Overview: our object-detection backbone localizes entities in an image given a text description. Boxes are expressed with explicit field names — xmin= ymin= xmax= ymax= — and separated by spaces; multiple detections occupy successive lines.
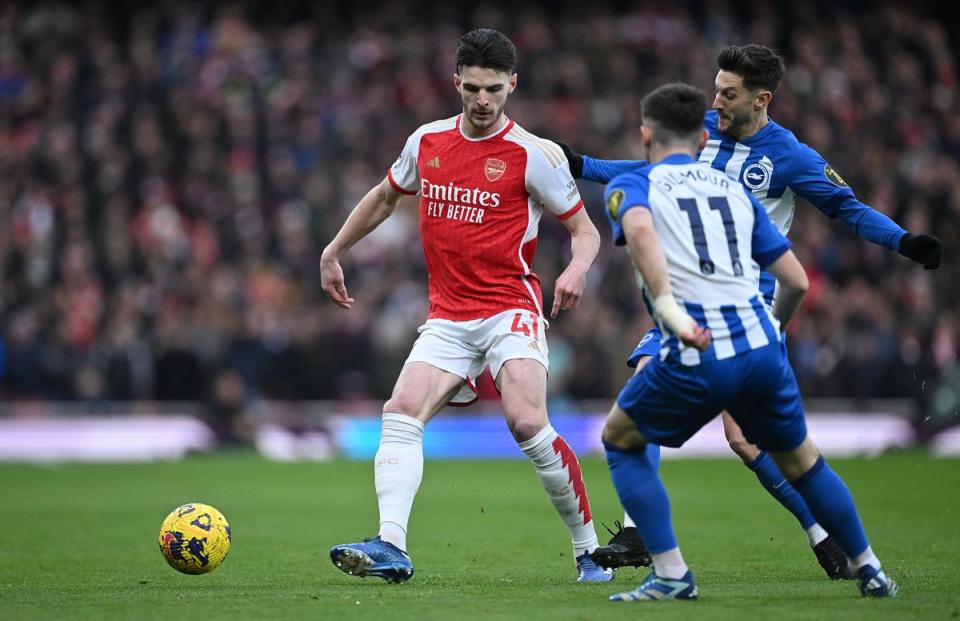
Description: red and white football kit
xmin=356 ymin=118 xmax=603 ymax=571
xmin=387 ymin=114 xmax=584 ymax=403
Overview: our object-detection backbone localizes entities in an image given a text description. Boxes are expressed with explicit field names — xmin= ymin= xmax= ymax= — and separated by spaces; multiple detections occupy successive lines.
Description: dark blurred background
xmin=0 ymin=1 xmax=956 ymax=435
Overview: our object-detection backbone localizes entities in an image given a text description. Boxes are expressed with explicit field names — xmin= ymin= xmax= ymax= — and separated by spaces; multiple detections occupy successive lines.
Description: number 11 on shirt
xmin=678 ymin=196 xmax=744 ymax=277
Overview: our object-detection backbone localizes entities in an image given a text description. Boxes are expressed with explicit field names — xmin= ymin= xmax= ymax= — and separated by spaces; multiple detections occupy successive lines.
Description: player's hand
xmin=551 ymin=264 xmax=588 ymax=318
xmin=320 ymin=254 xmax=354 ymax=309
xmin=556 ymin=142 xmax=584 ymax=179
xmin=679 ymin=324 xmax=711 ymax=351
xmin=898 ymin=233 xmax=943 ymax=269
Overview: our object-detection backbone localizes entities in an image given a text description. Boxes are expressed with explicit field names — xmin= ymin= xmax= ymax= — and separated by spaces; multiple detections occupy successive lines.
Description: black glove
xmin=898 ymin=233 xmax=943 ymax=269
xmin=556 ymin=142 xmax=584 ymax=179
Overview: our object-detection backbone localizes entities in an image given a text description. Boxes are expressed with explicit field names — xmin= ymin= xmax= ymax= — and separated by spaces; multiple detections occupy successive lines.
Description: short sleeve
xmin=748 ymin=189 xmax=792 ymax=267
xmin=387 ymin=132 xmax=421 ymax=195
xmin=525 ymin=145 xmax=584 ymax=221
xmin=604 ymin=173 xmax=650 ymax=246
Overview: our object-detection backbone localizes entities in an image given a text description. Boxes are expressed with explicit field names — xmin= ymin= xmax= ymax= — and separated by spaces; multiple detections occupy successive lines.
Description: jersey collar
xmin=735 ymin=116 xmax=779 ymax=144
xmin=456 ymin=114 xmax=515 ymax=142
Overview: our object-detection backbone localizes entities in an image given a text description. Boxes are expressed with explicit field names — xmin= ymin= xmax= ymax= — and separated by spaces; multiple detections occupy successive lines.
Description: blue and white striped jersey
xmin=698 ymin=110 xmax=850 ymax=301
xmin=604 ymin=153 xmax=792 ymax=366
xmin=583 ymin=110 xmax=906 ymax=303
xmin=697 ymin=110 xmax=853 ymax=234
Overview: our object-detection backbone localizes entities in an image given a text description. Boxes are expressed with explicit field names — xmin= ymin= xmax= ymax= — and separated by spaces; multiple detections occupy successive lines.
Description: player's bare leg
xmin=723 ymin=412 xmax=852 ymax=579
xmin=330 ymin=362 xmax=462 ymax=583
xmin=722 ymin=410 xmax=760 ymax=462
xmin=497 ymin=358 xmax=611 ymax=582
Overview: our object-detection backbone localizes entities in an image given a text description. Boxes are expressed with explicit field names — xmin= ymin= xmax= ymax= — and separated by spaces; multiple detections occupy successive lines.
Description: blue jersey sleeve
xmin=780 ymin=143 xmax=855 ymax=214
xmin=783 ymin=143 xmax=905 ymax=249
xmin=748 ymin=190 xmax=792 ymax=267
xmin=582 ymin=155 xmax=646 ymax=184
xmin=832 ymin=196 xmax=907 ymax=250
xmin=604 ymin=173 xmax=651 ymax=246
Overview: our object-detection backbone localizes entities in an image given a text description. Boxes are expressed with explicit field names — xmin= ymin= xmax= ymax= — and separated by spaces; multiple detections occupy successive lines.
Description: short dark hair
xmin=455 ymin=28 xmax=517 ymax=75
xmin=641 ymin=82 xmax=706 ymax=146
xmin=717 ymin=44 xmax=785 ymax=93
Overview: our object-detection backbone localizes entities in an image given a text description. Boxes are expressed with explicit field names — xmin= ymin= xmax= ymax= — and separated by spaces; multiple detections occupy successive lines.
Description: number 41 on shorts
xmin=511 ymin=312 xmax=540 ymax=340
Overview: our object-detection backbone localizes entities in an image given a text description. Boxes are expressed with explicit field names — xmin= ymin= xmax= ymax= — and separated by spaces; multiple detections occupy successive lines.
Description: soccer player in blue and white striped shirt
xmin=598 ymin=82 xmax=896 ymax=602
xmin=565 ymin=44 xmax=941 ymax=580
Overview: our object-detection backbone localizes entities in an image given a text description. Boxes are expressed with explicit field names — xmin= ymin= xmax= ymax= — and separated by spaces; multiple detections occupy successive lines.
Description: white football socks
xmin=622 ymin=515 xmax=688 ymax=579
xmin=518 ymin=425 xmax=599 ymax=557
xmin=652 ymin=547 xmax=689 ymax=580
xmin=805 ymin=523 xmax=829 ymax=547
xmin=375 ymin=413 xmax=424 ymax=552
xmin=849 ymin=546 xmax=881 ymax=573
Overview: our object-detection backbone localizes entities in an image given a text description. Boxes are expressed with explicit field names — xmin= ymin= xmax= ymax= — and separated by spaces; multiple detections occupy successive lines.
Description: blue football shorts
xmin=617 ymin=341 xmax=807 ymax=452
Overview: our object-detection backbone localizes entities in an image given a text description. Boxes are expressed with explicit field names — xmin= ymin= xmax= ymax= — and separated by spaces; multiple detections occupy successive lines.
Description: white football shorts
xmin=404 ymin=308 xmax=550 ymax=405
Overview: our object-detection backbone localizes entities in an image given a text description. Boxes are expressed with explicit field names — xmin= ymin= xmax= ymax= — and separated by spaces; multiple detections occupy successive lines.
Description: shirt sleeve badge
xmin=607 ymin=189 xmax=625 ymax=220
xmin=824 ymin=164 xmax=848 ymax=187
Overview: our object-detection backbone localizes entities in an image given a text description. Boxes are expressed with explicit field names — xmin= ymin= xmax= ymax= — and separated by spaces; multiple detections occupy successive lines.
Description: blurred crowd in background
xmin=0 ymin=1 xmax=957 ymax=428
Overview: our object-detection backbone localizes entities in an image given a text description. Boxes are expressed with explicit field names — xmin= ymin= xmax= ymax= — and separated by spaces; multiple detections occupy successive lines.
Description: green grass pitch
xmin=1 ymin=452 xmax=957 ymax=620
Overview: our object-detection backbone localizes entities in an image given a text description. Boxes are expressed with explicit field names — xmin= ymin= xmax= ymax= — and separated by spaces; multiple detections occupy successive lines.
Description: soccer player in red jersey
xmin=322 ymin=29 xmax=611 ymax=583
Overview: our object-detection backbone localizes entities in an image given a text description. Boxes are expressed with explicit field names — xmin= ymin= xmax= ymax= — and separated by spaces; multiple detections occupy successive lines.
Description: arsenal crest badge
xmin=484 ymin=158 xmax=506 ymax=182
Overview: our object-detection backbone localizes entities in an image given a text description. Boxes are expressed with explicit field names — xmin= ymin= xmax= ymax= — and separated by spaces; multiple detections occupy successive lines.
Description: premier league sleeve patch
xmin=607 ymin=189 xmax=625 ymax=221
xmin=824 ymin=164 xmax=848 ymax=187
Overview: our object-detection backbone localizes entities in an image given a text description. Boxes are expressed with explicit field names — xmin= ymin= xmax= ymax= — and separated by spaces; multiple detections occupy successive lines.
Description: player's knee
xmin=601 ymin=424 xmax=624 ymax=448
xmin=382 ymin=395 xmax=422 ymax=419
xmin=727 ymin=437 xmax=759 ymax=462
xmin=501 ymin=389 xmax=548 ymax=442
xmin=723 ymin=422 xmax=757 ymax=462
xmin=602 ymin=422 xmax=646 ymax=451
xmin=771 ymin=436 xmax=820 ymax=480
xmin=506 ymin=416 xmax=545 ymax=443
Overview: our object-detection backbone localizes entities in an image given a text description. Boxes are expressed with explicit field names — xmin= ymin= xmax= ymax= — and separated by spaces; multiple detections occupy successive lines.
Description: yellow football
xmin=158 ymin=503 xmax=231 ymax=574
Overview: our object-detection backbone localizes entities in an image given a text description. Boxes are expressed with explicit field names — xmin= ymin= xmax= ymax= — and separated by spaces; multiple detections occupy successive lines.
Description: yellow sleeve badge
xmin=824 ymin=164 xmax=848 ymax=187
xmin=607 ymin=189 xmax=625 ymax=220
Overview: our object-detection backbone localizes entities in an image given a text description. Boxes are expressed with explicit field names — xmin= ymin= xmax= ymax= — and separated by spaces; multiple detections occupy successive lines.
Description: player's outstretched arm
xmin=789 ymin=145 xmax=943 ymax=269
xmin=621 ymin=208 xmax=710 ymax=351
xmin=551 ymin=208 xmax=600 ymax=318
xmin=834 ymin=198 xmax=944 ymax=269
xmin=556 ymin=142 xmax=644 ymax=184
xmin=766 ymin=249 xmax=809 ymax=329
xmin=321 ymin=177 xmax=405 ymax=309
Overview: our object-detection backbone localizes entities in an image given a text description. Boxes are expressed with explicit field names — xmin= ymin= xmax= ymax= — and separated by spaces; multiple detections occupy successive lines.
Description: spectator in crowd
xmin=0 ymin=2 xmax=956 ymax=428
